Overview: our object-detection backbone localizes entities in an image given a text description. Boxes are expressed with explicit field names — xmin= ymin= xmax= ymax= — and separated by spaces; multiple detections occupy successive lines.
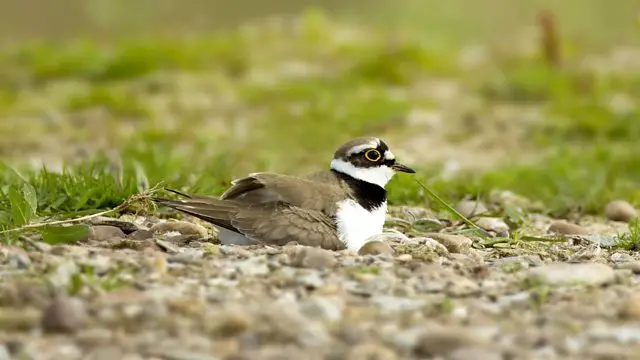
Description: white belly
xmin=216 ymin=226 xmax=259 ymax=246
xmin=335 ymin=199 xmax=387 ymax=251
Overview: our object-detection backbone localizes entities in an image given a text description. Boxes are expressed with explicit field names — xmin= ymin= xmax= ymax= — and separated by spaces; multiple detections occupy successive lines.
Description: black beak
xmin=391 ymin=163 xmax=416 ymax=173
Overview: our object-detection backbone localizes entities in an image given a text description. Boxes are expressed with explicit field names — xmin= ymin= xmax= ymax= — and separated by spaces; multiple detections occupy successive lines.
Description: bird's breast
xmin=334 ymin=199 xmax=387 ymax=251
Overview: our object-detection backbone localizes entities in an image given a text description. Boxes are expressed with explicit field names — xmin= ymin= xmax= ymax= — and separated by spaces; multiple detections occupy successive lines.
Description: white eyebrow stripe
xmin=346 ymin=140 xmax=380 ymax=156
xmin=384 ymin=151 xmax=395 ymax=160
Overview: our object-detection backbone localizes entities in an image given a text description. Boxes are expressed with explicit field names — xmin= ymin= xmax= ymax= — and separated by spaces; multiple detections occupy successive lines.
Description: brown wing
xmin=231 ymin=204 xmax=344 ymax=250
xmin=155 ymin=172 xmax=347 ymax=249
xmin=220 ymin=172 xmax=346 ymax=214
xmin=153 ymin=196 xmax=343 ymax=250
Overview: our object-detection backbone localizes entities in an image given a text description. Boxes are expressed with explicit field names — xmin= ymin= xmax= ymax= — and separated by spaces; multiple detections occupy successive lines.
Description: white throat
xmin=330 ymin=159 xmax=395 ymax=188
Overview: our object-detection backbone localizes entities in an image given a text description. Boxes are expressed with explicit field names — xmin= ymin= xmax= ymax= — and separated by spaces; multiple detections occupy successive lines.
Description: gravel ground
xmin=2 ymin=197 xmax=640 ymax=360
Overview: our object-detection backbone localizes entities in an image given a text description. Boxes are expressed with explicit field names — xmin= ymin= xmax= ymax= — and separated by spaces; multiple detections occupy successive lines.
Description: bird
xmin=153 ymin=137 xmax=415 ymax=252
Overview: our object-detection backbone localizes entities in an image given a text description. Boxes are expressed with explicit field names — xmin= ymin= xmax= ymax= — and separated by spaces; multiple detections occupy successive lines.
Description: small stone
xmin=207 ymin=310 xmax=251 ymax=337
xmin=476 ymin=217 xmax=509 ymax=236
xmin=415 ymin=325 xmax=486 ymax=357
xmin=128 ymin=229 xmax=154 ymax=240
xmin=527 ymin=263 xmax=615 ymax=286
xmin=41 ymin=295 xmax=88 ymax=333
xmin=89 ymin=216 xmax=140 ymax=233
xmin=88 ymin=226 xmax=126 ymax=242
xmin=154 ymin=239 xmax=181 ymax=254
xmin=396 ymin=254 xmax=413 ymax=262
xmin=3 ymin=247 xmax=31 ymax=269
xmin=289 ymin=246 xmax=337 ymax=269
xmin=300 ymin=296 xmax=344 ymax=322
xmin=84 ymin=346 xmax=124 ymax=360
xmin=425 ymin=233 xmax=472 ymax=254
xmin=297 ymin=272 xmax=325 ymax=289
xmin=371 ymin=296 xmax=426 ymax=313
xmin=235 ymin=257 xmax=270 ymax=276
xmin=605 ymin=200 xmax=637 ymax=222
xmin=0 ymin=307 xmax=40 ymax=331
xmin=358 ymin=241 xmax=394 ymax=256
xmin=548 ymin=221 xmax=589 ymax=235
xmin=448 ymin=347 xmax=503 ymax=360
xmin=347 ymin=343 xmax=398 ymax=360
xmin=611 ymin=252 xmax=634 ymax=263
xmin=147 ymin=349 xmax=218 ymax=360
xmin=168 ymin=249 xmax=205 ymax=264
xmin=48 ymin=261 xmax=80 ymax=289
xmin=75 ymin=328 xmax=114 ymax=346
xmin=455 ymin=200 xmax=488 ymax=218
xmin=149 ymin=221 xmax=209 ymax=238
xmin=620 ymin=292 xmax=640 ymax=319
xmin=0 ymin=346 xmax=10 ymax=360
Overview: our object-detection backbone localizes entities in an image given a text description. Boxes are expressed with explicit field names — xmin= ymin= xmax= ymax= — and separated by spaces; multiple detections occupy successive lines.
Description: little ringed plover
xmin=153 ymin=137 xmax=415 ymax=251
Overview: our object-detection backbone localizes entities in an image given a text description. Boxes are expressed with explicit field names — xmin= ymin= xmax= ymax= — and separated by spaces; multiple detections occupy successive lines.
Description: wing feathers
xmin=154 ymin=171 xmax=345 ymax=249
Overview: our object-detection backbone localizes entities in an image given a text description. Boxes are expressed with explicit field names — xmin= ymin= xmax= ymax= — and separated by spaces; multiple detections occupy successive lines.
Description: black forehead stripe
xmin=377 ymin=141 xmax=389 ymax=153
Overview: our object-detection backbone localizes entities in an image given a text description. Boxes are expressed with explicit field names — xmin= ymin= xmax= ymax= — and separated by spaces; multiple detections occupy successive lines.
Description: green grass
xmin=0 ymin=9 xmax=640 ymax=244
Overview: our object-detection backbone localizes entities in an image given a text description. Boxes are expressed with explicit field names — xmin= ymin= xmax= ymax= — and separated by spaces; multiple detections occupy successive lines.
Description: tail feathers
xmin=153 ymin=196 xmax=241 ymax=234
xmin=164 ymin=188 xmax=219 ymax=202
xmin=164 ymin=188 xmax=193 ymax=198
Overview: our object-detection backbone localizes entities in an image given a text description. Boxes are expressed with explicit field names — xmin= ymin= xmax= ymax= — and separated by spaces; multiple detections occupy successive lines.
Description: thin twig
xmin=0 ymin=184 xmax=162 ymax=235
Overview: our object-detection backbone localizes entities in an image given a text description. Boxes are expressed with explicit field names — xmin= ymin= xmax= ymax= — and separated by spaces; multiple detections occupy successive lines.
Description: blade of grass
xmin=414 ymin=178 xmax=489 ymax=238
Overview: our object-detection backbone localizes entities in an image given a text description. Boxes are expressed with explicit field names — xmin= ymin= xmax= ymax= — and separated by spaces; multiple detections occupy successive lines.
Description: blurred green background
xmin=1 ymin=0 xmax=637 ymax=47
xmin=1 ymin=0 xmax=640 ymax=227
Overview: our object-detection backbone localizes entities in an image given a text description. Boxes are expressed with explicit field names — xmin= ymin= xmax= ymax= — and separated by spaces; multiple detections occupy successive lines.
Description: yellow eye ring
xmin=364 ymin=149 xmax=381 ymax=162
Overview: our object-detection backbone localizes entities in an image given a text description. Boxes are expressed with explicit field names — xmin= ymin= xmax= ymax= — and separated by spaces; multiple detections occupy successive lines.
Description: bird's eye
xmin=364 ymin=149 xmax=381 ymax=162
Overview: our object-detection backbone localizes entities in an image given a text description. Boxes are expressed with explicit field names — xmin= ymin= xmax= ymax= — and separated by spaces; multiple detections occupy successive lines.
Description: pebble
xmin=527 ymin=263 xmax=615 ymax=286
xmin=297 ymin=272 xmax=325 ymax=289
xmin=41 ymin=295 xmax=88 ymax=333
xmin=149 ymin=221 xmax=209 ymax=238
xmin=611 ymin=252 xmax=634 ymax=263
xmin=258 ymin=302 xmax=332 ymax=347
xmin=476 ymin=217 xmax=509 ymax=236
xmin=84 ymin=346 xmax=124 ymax=360
xmin=448 ymin=347 xmax=503 ymax=360
xmin=289 ymin=246 xmax=337 ymax=269
xmin=88 ymin=226 xmax=126 ymax=242
xmin=370 ymin=295 xmax=426 ymax=313
xmin=48 ymin=261 xmax=80 ymax=288
xmin=206 ymin=312 xmax=251 ymax=339
xmin=347 ymin=343 xmax=398 ymax=360
xmin=620 ymin=292 xmax=640 ymax=319
xmin=300 ymin=296 xmax=344 ymax=322
xmin=0 ymin=346 xmax=10 ymax=360
xmin=455 ymin=200 xmax=488 ymax=218
xmin=358 ymin=241 xmax=395 ymax=255
xmin=89 ymin=216 xmax=140 ymax=233
xmin=146 ymin=349 xmax=219 ymax=360
xmin=3 ymin=247 xmax=31 ymax=269
xmin=75 ymin=327 xmax=115 ymax=346
xmin=415 ymin=325 xmax=487 ymax=357
xmin=548 ymin=221 xmax=589 ymax=235
xmin=154 ymin=239 xmax=181 ymax=253
xmin=168 ymin=249 xmax=205 ymax=264
xmin=128 ymin=229 xmax=154 ymax=240
xmin=0 ymin=307 xmax=40 ymax=331
xmin=411 ymin=237 xmax=450 ymax=255
xmin=235 ymin=256 xmax=270 ymax=276
xmin=396 ymin=254 xmax=413 ymax=262
xmin=426 ymin=233 xmax=472 ymax=253
xmin=605 ymin=200 xmax=637 ymax=222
